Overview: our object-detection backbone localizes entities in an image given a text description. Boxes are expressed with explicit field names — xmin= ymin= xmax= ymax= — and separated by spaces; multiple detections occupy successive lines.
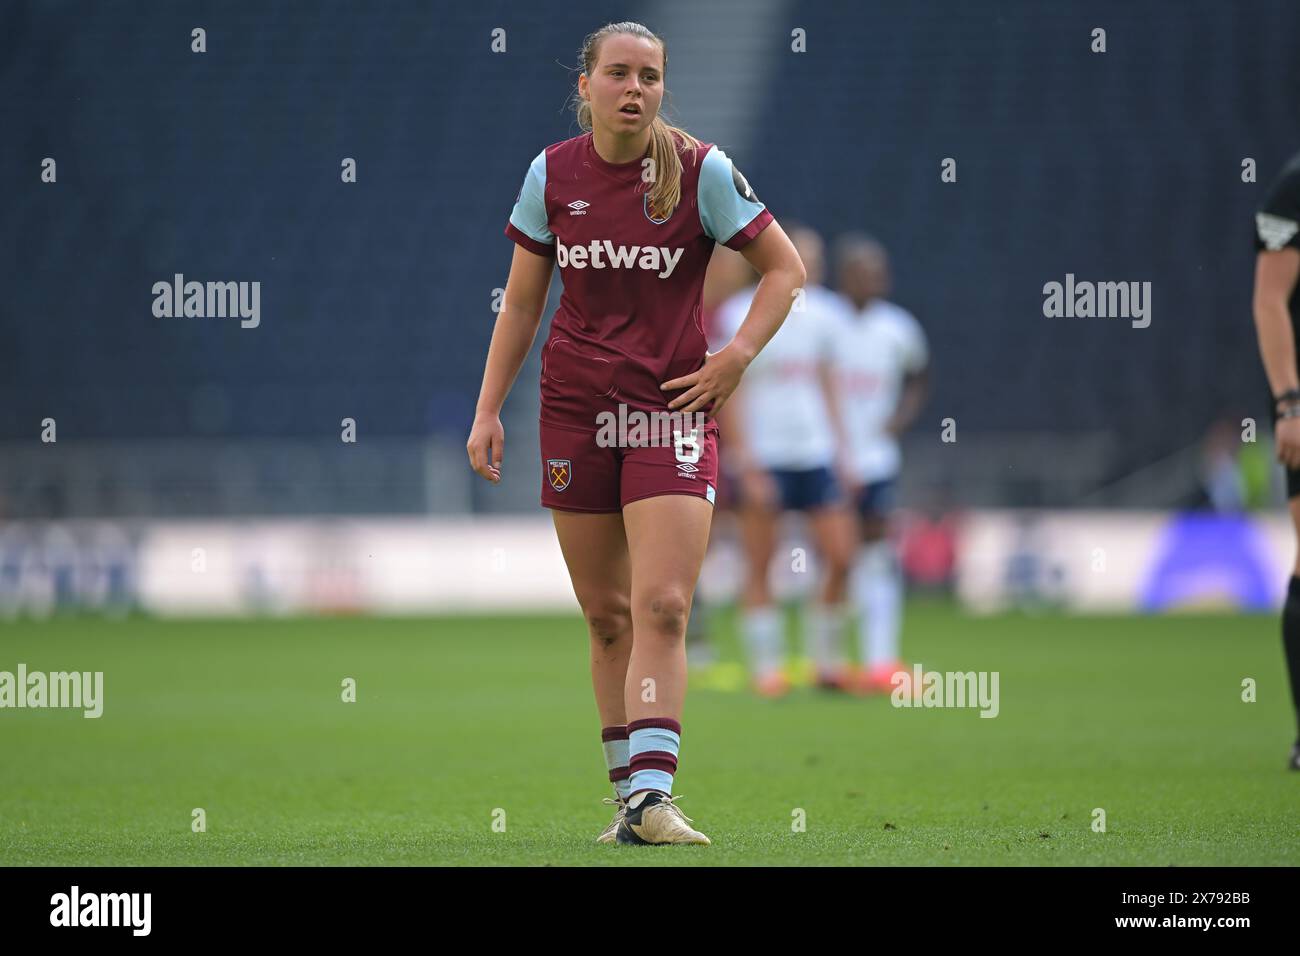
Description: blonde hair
xmin=574 ymin=21 xmax=702 ymax=221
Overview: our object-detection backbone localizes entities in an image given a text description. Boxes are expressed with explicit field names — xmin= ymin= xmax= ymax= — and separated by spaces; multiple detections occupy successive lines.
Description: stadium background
xmin=0 ymin=1 xmax=1297 ymax=867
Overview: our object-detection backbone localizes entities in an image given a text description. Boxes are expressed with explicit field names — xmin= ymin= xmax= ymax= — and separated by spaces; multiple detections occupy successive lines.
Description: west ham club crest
xmin=547 ymin=458 xmax=572 ymax=492
xmin=644 ymin=192 xmax=671 ymax=225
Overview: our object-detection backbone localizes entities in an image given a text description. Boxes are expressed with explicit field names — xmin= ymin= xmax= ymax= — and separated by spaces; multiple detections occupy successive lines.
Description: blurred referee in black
xmin=1253 ymin=148 xmax=1300 ymax=770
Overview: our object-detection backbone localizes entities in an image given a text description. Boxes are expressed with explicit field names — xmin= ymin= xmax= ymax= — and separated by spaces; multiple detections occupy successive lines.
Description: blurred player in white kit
xmin=832 ymin=233 xmax=930 ymax=692
xmin=711 ymin=226 xmax=858 ymax=696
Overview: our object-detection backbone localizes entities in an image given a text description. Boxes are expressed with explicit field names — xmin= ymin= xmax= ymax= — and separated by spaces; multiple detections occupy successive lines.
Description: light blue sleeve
xmin=507 ymin=149 xmax=553 ymax=246
xmin=698 ymin=147 xmax=767 ymax=245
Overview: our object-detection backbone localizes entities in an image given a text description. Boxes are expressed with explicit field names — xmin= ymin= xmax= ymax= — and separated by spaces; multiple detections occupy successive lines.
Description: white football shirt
xmin=834 ymin=299 xmax=928 ymax=483
xmin=712 ymin=284 xmax=850 ymax=470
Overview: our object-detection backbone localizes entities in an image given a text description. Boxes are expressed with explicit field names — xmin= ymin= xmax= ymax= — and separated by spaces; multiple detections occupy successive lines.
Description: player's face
xmin=583 ymin=35 xmax=664 ymax=137
xmin=863 ymin=254 xmax=890 ymax=298
xmin=841 ymin=252 xmax=891 ymax=302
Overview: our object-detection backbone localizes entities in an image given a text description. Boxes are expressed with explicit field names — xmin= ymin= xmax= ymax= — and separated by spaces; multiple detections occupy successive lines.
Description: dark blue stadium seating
xmin=2 ymin=0 xmax=1298 ymax=499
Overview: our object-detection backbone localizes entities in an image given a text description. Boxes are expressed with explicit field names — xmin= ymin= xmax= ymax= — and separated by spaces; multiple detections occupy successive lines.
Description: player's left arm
xmin=885 ymin=316 xmax=930 ymax=437
xmin=1253 ymin=161 xmax=1300 ymax=468
xmin=664 ymin=222 xmax=805 ymax=415
xmin=818 ymin=358 xmax=850 ymax=454
xmin=887 ymin=368 xmax=930 ymax=437
xmin=813 ymin=306 xmax=856 ymax=486
xmin=663 ymin=148 xmax=805 ymax=416
xmin=1254 ymin=248 xmax=1300 ymax=398
xmin=1255 ymin=248 xmax=1300 ymax=468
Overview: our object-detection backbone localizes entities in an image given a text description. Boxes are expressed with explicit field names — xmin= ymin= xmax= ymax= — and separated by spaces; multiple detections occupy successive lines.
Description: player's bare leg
xmin=551 ymin=509 xmax=636 ymax=838
xmin=623 ymin=493 xmax=712 ymax=724
xmin=616 ymin=492 xmax=713 ymax=844
xmin=552 ymin=510 xmax=633 ymax=725
xmin=805 ymin=503 xmax=856 ymax=688
xmin=737 ymin=483 xmax=787 ymax=695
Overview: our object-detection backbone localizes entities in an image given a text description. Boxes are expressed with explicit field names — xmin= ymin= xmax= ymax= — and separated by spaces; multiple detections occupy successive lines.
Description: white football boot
xmin=596 ymin=794 xmax=627 ymax=844
xmin=616 ymin=792 xmax=711 ymax=846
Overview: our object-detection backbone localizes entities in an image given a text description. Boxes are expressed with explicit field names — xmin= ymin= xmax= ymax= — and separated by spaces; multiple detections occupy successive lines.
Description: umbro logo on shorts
xmin=547 ymin=458 xmax=572 ymax=492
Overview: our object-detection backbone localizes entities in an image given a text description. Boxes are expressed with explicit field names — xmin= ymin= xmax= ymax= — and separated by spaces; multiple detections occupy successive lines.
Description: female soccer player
xmin=466 ymin=22 xmax=806 ymax=843
xmin=1253 ymin=147 xmax=1300 ymax=771
xmin=711 ymin=226 xmax=858 ymax=698
xmin=832 ymin=235 xmax=930 ymax=693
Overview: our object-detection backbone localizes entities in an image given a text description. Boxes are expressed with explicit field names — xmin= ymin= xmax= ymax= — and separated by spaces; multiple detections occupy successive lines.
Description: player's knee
xmin=824 ymin=565 xmax=850 ymax=600
xmin=583 ymin=599 xmax=632 ymax=648
xmin=639 ymin=589 xmax=691 ymax=640
xmin=824 ymin=543 xmax=853 ymax=581
xmin=744 ymin=570 xmax=772 ymax=601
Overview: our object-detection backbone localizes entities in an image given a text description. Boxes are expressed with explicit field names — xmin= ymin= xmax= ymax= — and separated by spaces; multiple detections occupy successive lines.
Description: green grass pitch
xmin=1 ymin=600 xmax=1295 ymax=866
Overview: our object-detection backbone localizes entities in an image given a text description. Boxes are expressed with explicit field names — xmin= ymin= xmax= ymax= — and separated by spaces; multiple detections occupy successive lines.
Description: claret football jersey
xmin=504 ymin=131 xmax=772 ymax=433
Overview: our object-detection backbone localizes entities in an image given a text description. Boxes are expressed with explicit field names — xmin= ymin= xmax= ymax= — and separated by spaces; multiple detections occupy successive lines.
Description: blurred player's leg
xmin=736 ymin=471 xmax=788 ymax=696
xmin=618 ymin=493 xmax=713 ymax=844
xmin=804 ymin=500 xmax=855 ymax=689
xmin=685 ymin=595 xmax=715 ymax=667
xmin=856 ymin=540 xmax=902 ymax=671
xmin=686 ymin=473 xmax=742 ymax=682
xmin=851 ymin=482 xmax=907 ymax=693
xmin=550 ymin=510 xmax=636 ymax=837
xmin=1285 ymin=498 xmax=1300 ymax=769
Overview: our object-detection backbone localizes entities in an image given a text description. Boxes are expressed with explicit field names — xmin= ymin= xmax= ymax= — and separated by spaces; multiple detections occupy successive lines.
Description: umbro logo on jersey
xmin=556 ymin=239 xmax=684 ymax=278
xmin=567 ymin=200 xmax=590 ymax=216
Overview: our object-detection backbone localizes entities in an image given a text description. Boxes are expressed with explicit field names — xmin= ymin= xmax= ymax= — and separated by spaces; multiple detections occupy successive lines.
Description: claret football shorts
xmin=539 ymin=419 xmax=720 ymax=513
